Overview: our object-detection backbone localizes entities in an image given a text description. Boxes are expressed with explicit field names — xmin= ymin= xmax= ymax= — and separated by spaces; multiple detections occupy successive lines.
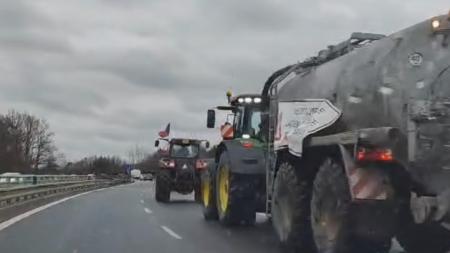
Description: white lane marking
xmin=0 ymin=188 xmax=106 ymax=232
xmin=140 ymin=199 xmax=144 ymax=204
xmin=144 ymin=208 xmax=152 ymax=214
xmin=161 ymin=225 xmax=182 ymax=240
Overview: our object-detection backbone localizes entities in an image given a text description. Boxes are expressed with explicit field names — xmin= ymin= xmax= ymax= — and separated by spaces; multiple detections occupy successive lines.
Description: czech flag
xmin=158 ymin=123 xmax=170 ymax=138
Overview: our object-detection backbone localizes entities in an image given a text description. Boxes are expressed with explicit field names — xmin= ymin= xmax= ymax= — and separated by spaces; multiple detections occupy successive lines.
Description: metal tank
xmin=259 ymin=14 xmax=450 ymax=253
xmin=264 ymin=13 xmax=450 ymax=196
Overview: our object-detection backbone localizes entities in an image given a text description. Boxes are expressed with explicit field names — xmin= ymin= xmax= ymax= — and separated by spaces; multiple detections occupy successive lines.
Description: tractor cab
xmin=207 ymin=92 xmax=264 ymax=142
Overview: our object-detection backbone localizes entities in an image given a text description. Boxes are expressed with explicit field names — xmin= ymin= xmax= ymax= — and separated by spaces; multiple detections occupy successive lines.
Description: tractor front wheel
xmin=201 ymin=170 xmax=218 ymax=220
xmin=216 ymin=151 xmax=256 ymax=225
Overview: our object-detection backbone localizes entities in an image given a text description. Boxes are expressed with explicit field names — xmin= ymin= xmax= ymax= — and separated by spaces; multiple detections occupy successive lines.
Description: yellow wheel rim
xmin=202 ymin=178 xmax=211 ymax=207
xmin=218 ymin=166 xmax=230 ymax=213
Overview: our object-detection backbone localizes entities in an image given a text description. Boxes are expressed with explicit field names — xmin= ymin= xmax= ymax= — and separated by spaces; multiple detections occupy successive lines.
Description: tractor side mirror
xmin=207 ymin=109 xmax=215 ymax=128
xmin=205 ymin=141 xmax=210 ymax=149
xmin=154 ymin=140 xmax=159 ymax=147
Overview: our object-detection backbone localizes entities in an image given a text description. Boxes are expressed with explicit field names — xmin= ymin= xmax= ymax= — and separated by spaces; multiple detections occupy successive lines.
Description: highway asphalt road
xmin=0 ymin=181 xmax=281 ymax=253
xmin=0 ymin=181 xmax=406 ymax=253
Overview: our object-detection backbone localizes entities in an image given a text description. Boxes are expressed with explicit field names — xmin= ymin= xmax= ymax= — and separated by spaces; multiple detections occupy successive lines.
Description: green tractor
xmin=201 ymin=91 xmax=266 ymax=225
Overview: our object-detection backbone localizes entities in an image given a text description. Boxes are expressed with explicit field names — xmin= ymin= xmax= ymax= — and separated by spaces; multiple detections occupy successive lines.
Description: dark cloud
xmin=0 ymin=0 xmax=448 ymax=160
xmin=0 ymin=1 xmax=71 ymax=53
xmin=195 ymin=0 xmax=296 ymax=32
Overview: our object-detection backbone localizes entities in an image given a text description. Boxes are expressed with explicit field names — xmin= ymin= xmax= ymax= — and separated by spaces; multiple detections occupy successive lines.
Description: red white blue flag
xmin=158 ymin=123 xmax=170 ymax=138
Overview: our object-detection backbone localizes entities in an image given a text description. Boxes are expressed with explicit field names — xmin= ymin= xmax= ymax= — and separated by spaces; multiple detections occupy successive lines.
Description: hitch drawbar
xmin=411 ymin=189 xmax=450 ymax=225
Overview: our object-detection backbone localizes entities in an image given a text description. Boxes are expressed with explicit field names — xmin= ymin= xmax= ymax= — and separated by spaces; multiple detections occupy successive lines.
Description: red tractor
xmin=154 ymin=138 xmax=209 ymax=202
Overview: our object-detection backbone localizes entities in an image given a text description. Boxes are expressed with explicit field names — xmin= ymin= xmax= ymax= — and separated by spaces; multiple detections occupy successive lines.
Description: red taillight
xmin=242 ymin=141 xmax=253 ymax=149
xmin=357 ymin=148 xmax=393 ymax=162
xmin=195 ymin=159 xmax=208 ymax=171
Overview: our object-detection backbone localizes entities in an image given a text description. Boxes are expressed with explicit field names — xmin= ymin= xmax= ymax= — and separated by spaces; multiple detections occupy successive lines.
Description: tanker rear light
xmin=431 ymin=15 xmax=450 ymax=34
xmin=432 ymin=19 xmax=441 ymax=29
xmin=356 ymin=148 xmax=393 ymax=162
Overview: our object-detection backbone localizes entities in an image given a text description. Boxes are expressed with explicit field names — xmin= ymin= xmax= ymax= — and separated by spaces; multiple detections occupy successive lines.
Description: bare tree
xmin=127 ymin=144 xmax=147 ymax=165
xmin=0 ymin=110 xmax=57 ymax=173
xmin=32 ymin=119 xmax=55 ymax=171
xmin=23 ymin=114 xmax=39 ymax=164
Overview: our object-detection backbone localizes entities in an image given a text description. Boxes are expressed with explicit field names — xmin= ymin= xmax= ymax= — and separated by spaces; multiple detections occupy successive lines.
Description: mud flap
xmin=338 ymin=145 xmax=393 ymax=201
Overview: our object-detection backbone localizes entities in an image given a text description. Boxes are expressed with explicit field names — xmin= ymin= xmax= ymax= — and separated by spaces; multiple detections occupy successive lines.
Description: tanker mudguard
xmin=216 ymin=140 xmax=265 ymax=175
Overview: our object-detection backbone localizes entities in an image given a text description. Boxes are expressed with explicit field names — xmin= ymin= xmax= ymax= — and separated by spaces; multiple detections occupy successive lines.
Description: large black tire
xmin=194 ymin=185 xmax=201 ymax=203
xmin=155 ymin=170 xmax=171 ymax=202
xmin=396 ymin=208 xmax=450 ymax=253
xmin=216 ymin=152 xmax=256 ymax=226
xmin=194 ymin=173 xmax=202 ymax=203
xmin=272 ymin=158 xmax=315 ymax=252
xmin=311 ymin=158 xmax=392 ymax=253
xmin=201 ymin=170 xmax=218 ymax=220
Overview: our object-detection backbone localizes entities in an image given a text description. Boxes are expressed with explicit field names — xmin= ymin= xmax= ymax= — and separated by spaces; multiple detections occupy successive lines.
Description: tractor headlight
xmin=244 ymin=97 xmax=252 ymax=103
xmin=238 ymin=98 xmax=244 ymax=103
xmin=254 ymin=97 xmax=262 ymax=103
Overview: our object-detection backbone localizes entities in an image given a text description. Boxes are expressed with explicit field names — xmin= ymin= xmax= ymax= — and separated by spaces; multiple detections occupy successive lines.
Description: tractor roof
xmin=230 ymin=94 xmax=262 ymax=106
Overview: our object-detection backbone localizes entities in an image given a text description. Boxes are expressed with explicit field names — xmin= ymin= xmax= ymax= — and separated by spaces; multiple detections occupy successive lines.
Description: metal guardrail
xmin=0 ymin=178 xmax=129 ymax=210
xmin=0 ymin=174 xmax=94 ymax=188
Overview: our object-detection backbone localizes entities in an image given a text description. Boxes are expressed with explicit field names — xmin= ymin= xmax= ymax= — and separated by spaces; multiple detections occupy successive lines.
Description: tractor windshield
xmin=238 ymin=106 xmax=263 ymax=140
xmin=170 ymin=144 xmax=199 ymax=158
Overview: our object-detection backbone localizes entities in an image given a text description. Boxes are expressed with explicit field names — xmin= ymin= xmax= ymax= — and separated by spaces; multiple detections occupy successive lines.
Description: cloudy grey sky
xmin=0 ymin=0 xmax=448 ymax=161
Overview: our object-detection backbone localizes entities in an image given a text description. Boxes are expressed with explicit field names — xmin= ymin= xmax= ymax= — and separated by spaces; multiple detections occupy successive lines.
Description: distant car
xmin=142 ymin=174 xmax=154 ymax=181
xmin=130 ymin=169 xmax=142 ymax=180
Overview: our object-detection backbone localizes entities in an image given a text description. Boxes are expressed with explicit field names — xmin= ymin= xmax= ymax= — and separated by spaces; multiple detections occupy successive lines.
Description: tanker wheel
xmin=155 ymin=170 xmax=171 ymax=202
xmin=396 ymin=207 xmax=450 ymax=253
xmin=311 ymin=158 xmax=392 ymax=253
xmin=272 ymin=158 xmax=315 ymax=252
xmin=216 ymin=152 xmax=256 ymax=226
xmin=201 ymin=171 xmax=218 ymax=220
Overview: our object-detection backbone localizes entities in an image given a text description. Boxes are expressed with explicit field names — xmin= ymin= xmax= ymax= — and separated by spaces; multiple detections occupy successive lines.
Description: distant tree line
xmin=0 ymin=109 xmax=215 ymax=176
xmin=0 ymin=110 xmax=128 ymax=176
xmin=0 ymin=110 xmax=57 ymax=174
xmin=64 ymin=156 xmax=125 ymax=176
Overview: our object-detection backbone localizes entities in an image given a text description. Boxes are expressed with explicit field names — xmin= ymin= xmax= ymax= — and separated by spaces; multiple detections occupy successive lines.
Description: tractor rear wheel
xmin=155 ymin=170 xmax=171 ymax=202
xmin=216 ymin=151 xmax=256 ymax=225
